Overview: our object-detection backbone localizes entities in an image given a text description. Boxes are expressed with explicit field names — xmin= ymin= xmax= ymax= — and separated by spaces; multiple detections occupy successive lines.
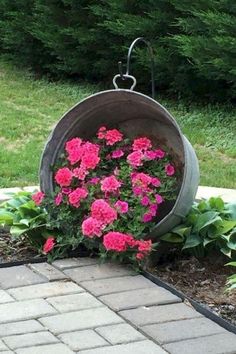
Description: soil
xmin=148 ymin=253 xmax=236 ymax=326
xmin=0 ymin=228 xmax=40 ymax=264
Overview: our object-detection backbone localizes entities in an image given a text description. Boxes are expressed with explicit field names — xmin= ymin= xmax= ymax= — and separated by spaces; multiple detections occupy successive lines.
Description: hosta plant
xmin=33 ymin=126 xmax=179 ymax=266
xmin=160 ymin=197 xmax=236 ymax=259
xmin=0 ymin=191 xmax=53 ymax=250
xmin=226 ymin=262 xmax=236 ymax=292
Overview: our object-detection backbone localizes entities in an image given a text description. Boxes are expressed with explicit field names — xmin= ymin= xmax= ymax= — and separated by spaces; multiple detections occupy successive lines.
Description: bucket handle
xmin=112 ymin=37 xmax=155 ymax=99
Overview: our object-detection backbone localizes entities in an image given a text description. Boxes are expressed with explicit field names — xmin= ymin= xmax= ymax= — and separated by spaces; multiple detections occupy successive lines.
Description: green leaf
xmin=160 ymin=233 xmax=184 ymax=243
xmin=0 ymin=210 xmax=14 ymax=225
xmin=10 ymin=224 xmax=29 ymax=237
xmin=225 ymin=203 xmax=236 ymax=220
xmin=19 ymin=218 xmax=30 ymax=226
xmin=182 ymin=234 xmax=202 ymax=249
xmin=198 ymin=200 xmax=208 ymax=212
xmin=220 ymin=220 xmax=236 ymax=235
xmin=171 ymin=226 xmax=191 ymax=237
xmin=209 ymin=197 xmax=224 ymax=211
xmin=203 ymin=237 xmax=215 ymax=247
xmin=226 ymin=262 xmax=236 ymax=267
xmin=220 ymin=246 xmax=232 ymax=258
xmin=227 ymin=231 xmax=236 ymax=250
xmin=193 ymin=211 xmax=220 ymax=232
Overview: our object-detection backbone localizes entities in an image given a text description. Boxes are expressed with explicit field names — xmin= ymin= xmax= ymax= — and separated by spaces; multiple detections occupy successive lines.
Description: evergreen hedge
xmin=0 ymin=0 xmax=235 ymax=101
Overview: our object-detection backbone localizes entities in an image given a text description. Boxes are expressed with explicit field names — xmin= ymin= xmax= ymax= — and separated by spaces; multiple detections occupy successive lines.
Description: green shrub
xmin=0 ymin=0 xmax=235 ymax=101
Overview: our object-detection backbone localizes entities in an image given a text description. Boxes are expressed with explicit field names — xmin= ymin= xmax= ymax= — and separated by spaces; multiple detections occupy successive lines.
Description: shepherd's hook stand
xmin=113 ymin=37 xmax=155 ymax=99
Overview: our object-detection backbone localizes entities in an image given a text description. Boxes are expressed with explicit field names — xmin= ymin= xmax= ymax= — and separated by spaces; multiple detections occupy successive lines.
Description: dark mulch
xmin=148 ymin=252 xmax=236 ymax=326
xmin=0 ymin=228 xmax=40 ymax=264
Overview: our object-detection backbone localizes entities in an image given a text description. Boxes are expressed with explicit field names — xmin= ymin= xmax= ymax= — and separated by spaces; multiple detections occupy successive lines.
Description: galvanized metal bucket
xmin=40 ymin=88 xmax=199 ymax=238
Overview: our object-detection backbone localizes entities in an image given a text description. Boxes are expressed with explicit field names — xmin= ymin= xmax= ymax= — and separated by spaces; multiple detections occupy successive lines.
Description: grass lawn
xmin=0 ymin=59 xmax=235 ymax=189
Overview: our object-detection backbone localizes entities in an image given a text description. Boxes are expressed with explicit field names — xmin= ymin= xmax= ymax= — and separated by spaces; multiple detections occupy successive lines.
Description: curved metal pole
xmin=118 ymin=37 xmax=155 ymax=98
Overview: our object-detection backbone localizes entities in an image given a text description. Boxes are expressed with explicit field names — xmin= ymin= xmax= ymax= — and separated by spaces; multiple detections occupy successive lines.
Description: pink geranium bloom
xmin=55 ymin=167 xmax=73 ymax=187
xmin=43 ymin=237 xmax=55 ymax=253
xmin=151 ymin=177 xmax=161 ymax=187
xmin=68 ymin=187 xmax=88 ymax=208
xmin=142 ymin=213 xmax=153 ymax=223
xmin=81 ymin=153 xmax=100 ymax=170
xmin=82 ymin=217 xmax=103 ymax=237
xmin=88 ymin=177 xmax=100 ymax=184
xmin=105 ymin=129 xmax=123 ymax=145
xmin=136 ymin=239 xmax=152 ymax=253
xmin=55 ymin=192 xmax=63 ymax=206
xmin=127 ymin=151 xmax=143 ymax=167
xmin=65 ymin=137 xmax=82 ymax=153
xmin=154 ymin=149 xmax=165 ymax=159
xmin=101 ymin=176 xmax=121 ymax=193
xmin=149 ymin=203 xmax=158 ymax=216
xmin=144 ymin=150 xmax=157 ymax=160
xmin=73 ymin=167 xmax=87 ymax=180
xmin=155 ymin=194 xmax=163 ymax=204
xmin=132 ymin=172 xmax=152 ymax=188
xmin=32 ymin=191 xmax=45 ymax=206
xmin=103 ymin=232 xmax=135 ymax=252
xmin=132 ymin=186 xmax=143 ymax=196
xmin=61 ymin=187 xmax=72 ymax=195
xmin=132 ymin=137 xmax=152 ymax=151
xmin=97 ymin=126 xmax=107 ymax=139
xmin=165 ymin=164 xmax=175 ymax=176
xmin=91 ymin=199 xmax=117 ymax=225
xmin=112 ymin=149 xmax=124 ymax=158
xmin=136 ymin=252 xmax=145 ymax=260
xmin=115 ymin=200 xmax=129 ymax=214
xmin=141 ymin=196 xmax=150 ymax=206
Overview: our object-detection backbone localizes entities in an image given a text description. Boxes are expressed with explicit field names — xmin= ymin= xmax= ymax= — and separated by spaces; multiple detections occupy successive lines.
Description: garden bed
xmin=147 ymin=254 xmax=236 ymax=327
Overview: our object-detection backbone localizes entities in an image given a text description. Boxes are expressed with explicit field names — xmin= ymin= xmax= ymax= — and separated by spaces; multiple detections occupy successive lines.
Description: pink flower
xmin=165 ymin=164 xmax=175 ymax=176
xmin=65 ymin=137 xmax=82 ymax=153
xmin=141 ymin=196 xmax=150 ymax=206
xmin=105 ymin=129 xmax=123 ymax=145
xmin=91 ymin=199 xmax=117 ymax=225
xmin=151 ymin=177 xmax=161 ymax=187
xmin=136 ymin=252 xmax=145 ymax=260
xmin=97 ymin=126 xmax=107 ymax=139
xmin=32 ymin=191 xmax=45 ymax=205
xmin=133 ymin=137 xmax=152 ymax=151
xmin=68 ymin=187 xmax=88 ymax=208
xmin=82 ymin=217 xmax=103 ymax=237
xmin=132 ymin=173 xmax=152 ymax=188
xmin=136 ymin=239 xmax=152 ymax=253
xmin=142 ymin=213 xmax=153 ymax=223
xmin=88 ymin=177 xmax=100 ymax=185
xmin=61 ymin=187 xmax=72 ymax=195
xmin=144 ymin=150 xmax=156 ymax=160
xmin=101 ymin=176 xmax=121 ymax=193
xmin=81 ymin=153 xmax=100 ymax=170
xmin=103 ymin=232 xmax=135 ymax=252
xmin=127 ymin=151 xmax=143 ymax=167
xmin=55 ymin=193 xmax=63 ymax=206
xmin=149 ymin=203 xmax=158 ymax=216
xmin=65 ymin=138 xmax=83 ymax=165
xmin=73 ymin=167 xmax=87 ymax=180
xmin=115 ymin=200 xmax=129 ymax=214
xmin=154 ymin=149 xmax=165 ymax=159
xmin=43 ymin=237 xmax=55 ymax=253
xmin=155 ymin=194 xmax=163 ymax=204
xmin=55 ymin=167 xmax=73 ymax=187
xmin=133 ymin=186 xmax=143 ymax=196
xmin=112 ymin=149 xmax=124 ymax=158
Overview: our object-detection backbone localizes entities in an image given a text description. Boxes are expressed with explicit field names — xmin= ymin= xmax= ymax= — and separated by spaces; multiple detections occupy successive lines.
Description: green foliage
xmin=0 ymin=0 xmax=235 ymax=100
xmin=225 ymin=261 xmax=236 ymax=292
xmin=0 ymin=191 xmax=49 ymax=249
xmin=160 ymin=197 xmax=236 ymax=259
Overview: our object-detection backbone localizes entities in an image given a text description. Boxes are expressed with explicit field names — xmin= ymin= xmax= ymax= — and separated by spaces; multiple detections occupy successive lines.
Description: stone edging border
xmin=142 ymin=269 xmax=236 ymax=336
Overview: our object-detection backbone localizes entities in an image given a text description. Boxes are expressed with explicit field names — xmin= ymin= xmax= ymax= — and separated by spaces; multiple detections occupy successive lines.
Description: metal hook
xmin=113 ymin=37 xmax=155 ymax=98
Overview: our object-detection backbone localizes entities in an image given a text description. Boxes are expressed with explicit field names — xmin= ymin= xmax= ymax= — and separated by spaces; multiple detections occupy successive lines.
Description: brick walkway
xmin=0 ymin=259 xmax=236 ymax=354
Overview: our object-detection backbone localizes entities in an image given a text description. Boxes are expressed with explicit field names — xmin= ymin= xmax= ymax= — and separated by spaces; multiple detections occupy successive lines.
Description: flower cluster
xmin=34 ymin=126 xmax=178 ymax=265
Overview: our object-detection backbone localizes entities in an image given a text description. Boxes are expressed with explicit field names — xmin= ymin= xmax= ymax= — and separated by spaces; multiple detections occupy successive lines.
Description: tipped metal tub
xmin=40 ymin=89 xmax=199 ymax=238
